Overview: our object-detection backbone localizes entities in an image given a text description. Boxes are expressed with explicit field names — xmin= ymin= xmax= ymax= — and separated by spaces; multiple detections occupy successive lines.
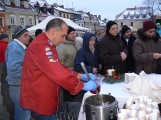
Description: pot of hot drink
xmin=84 ymin=94 xmax=118 ymax=120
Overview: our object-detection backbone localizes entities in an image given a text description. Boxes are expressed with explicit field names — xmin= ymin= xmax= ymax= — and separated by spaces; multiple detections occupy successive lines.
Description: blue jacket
xmin=5 ymin=40 xmax=26 ymax=85
xmin=73 ymin=32 xmax=100 ymax=73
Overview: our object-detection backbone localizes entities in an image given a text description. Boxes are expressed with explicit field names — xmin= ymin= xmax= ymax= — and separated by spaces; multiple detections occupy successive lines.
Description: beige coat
xmin=57 ymin=40 xmax=81 ymax=70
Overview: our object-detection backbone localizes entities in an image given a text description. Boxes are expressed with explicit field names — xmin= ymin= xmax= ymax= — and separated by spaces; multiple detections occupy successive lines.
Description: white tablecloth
xmin=78 ymin=82 xmax=133 ymax=120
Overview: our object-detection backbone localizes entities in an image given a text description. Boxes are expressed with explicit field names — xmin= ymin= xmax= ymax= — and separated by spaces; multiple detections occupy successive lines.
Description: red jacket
xmin=20 ymin=33 xmax=84 ymax=115
xmin=0 ymin=41 xmax=8 ymax=63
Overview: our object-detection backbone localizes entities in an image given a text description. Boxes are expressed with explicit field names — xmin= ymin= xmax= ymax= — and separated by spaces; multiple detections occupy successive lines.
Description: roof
xmin=27 ymin=16 xmax=91 ymax=35
xmin=116 ymin=7 xmax=150 ymax=20
xmin=98 ymin=20 xmax=106 ymax=27
xmin=54 ymin=7 xmax=74 ymax=13
xmin=30 ymin=0 xmax=49 ymax=7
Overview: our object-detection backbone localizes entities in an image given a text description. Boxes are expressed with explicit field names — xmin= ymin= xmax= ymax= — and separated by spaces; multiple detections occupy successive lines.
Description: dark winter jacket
xmin=73 ymin=32 xmax=100 ymax=73
xmin=121 ymin=34 xmax=136 ymax=72
xmin=133 ymin=28 xmax=161 ymax=74
xmin=99 ymin=33 xmax=127 ymax=75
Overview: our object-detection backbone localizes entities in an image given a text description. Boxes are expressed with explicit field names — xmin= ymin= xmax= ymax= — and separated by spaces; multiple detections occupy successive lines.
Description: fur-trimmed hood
xmin=137 ymin=28 xmax=160 ymax=42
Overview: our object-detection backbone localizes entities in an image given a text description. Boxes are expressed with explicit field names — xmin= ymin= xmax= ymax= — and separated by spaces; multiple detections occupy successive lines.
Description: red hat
xmin=143 ymin=20 xmax=157 ymax=32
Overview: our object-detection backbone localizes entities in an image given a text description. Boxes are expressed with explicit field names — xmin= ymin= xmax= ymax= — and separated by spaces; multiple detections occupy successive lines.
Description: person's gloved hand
xmin=82 ymin=81 xmax=97 ymax=91
xmin=81 ymin=73 xmax=96 ymax=81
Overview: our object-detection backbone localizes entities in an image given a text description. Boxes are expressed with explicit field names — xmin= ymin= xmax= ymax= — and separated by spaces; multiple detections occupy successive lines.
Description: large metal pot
xmin=84 ymin=94 xmax=118 ymax=120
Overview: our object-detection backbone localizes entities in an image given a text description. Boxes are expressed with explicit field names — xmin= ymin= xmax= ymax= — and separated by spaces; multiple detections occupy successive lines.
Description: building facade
xmin=1 ymin=0 xmax=37 ymax=39
xmin=115 ymin=7 xmax=150 ymax=31
xmin=0 ymin=2 xmax=6 ymax=34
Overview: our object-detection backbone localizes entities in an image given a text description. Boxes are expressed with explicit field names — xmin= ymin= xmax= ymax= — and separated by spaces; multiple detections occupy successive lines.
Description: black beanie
xmin=106 ymin=21 xmax=117 ymax=33
xmin=0 ymin=34 xmax=8 ymax=40
xmin=35 ymin=29 xmax=43 ymax=37
xmin=121 ymin=25 xmax=131 ymax=35
xmin=13 ymin=26 xmax=28 ymax=39
xmin=68 ymin=26 xmax=75 ymax=35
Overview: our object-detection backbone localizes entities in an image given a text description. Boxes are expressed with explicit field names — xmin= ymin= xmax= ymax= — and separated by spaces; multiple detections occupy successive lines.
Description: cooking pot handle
xmin=91 ymin=111 xmax=96 ymax=120
xmin=110 ymin=109 xmax=114 ymax=119
xmin=82 ymin=105 xmax=85 ymax=113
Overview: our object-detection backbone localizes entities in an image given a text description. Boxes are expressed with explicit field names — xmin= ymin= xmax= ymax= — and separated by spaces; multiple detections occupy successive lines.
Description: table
xmin=78 ymin=82 xmax=133 ymax=120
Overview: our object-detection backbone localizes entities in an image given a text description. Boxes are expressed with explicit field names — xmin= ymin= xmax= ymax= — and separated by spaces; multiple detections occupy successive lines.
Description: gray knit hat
xmin=13 ymin=26 xmax=28 ymax=39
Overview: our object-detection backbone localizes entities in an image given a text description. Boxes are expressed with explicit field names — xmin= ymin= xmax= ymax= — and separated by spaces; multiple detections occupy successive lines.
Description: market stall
xmin=27 ymin=16 xmax=91 ymax=36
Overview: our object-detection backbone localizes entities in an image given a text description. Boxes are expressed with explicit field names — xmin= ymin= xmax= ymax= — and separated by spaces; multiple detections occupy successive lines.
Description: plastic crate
xmin=56 ymin=102 xmax=81 ymax=120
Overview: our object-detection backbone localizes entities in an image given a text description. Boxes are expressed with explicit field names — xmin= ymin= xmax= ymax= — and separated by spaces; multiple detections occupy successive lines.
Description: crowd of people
xmin=0 ymin=18 xmax=161 ymax=120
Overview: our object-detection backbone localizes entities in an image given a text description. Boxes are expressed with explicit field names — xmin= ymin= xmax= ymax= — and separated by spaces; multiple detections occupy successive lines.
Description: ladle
xmin=80 ymin=62 xmax=105 ymax=105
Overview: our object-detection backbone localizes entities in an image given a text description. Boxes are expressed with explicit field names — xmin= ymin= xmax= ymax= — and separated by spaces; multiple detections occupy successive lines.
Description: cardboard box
xmin=125 ymin=73 xmax=138 ymax=83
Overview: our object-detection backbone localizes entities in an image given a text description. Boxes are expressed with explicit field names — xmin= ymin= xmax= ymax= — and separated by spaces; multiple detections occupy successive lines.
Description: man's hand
xmin=121 ymin=52 xmax=127 ymax=61
xmin=153 ymin=53 xmax=161 ymax=59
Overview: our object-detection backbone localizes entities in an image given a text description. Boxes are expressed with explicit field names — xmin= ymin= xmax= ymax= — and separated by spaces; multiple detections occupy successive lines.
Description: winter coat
xmin=20 ymin=32 xmax=83 ymax=115
xmin=99 ymin=33 xmax=127 ymax=75
xmin=121 ymin=34 xmax=136 ymax=72
xmin=5 ymin=40 xmax=26 ymax=85
xmin=0 ymin=41 xmax=8 ymax=63
xmin=73 ymin=32 xmax=100 ymax=73
xmin=57 ymin=40 xmax=81 ymax=70
xmin=133 ymin=29 xmax=161 ymax=74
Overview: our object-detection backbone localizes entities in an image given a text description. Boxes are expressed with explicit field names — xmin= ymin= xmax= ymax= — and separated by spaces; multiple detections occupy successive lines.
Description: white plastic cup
xmin=139 ymin=103 xmax=145 ymax=111
xmin=151 ymin=102 xmax=158 ymax=109
xmin=149 ymin=113 xmax=158 ymax=120
xmin=130 ymin=110 xmax=137 ymax=117
xmin=131 ymin=104 xmax=138 ymax=110
xmin=117 ymin=113 xmax=127 ymax=120
xmin=138 ymin=111 xmax=146 ymax=120
xmin=146 ymin=107 xmax=152 ymax=114
xmin=152 ymin=109 xmax=159 ymax=118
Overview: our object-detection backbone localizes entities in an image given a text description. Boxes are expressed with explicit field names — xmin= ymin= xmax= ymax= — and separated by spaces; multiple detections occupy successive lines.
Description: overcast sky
xmin=46 ymin=0 xmax=144 ymax=20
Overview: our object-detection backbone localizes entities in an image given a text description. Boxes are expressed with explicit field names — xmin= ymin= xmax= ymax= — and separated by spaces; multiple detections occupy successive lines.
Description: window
xmin=0 ymin=18 xmax=4 ymax=26
xmin=44 ymin=8 xmax=47 ymax=14
xmin=38 ymin=20 xmax=42 ymax=23
xmin=131 ymin=22 xmax=133 ymax=26
xmin=10 ymin=15 xmax=16 ymax=25
xmin=60 ymin=13 xmax=62 ymax=17
xmin=19 ymin=16 xmax=25 ymax=27
xmin=24 ymin=1 xmax=29 ymax=8
xmin=28 ymin=16 xmax=33 ymax=25
xmin=142 ymin=14 xmax=146 ymax=18
xmin=5 ymin=0 xmax=11 ymax=5
xmin=121 ymin=22 xmax=123 ymax=26
xmin=130 ymin=15 xmax=134 ymax=19
xmin=15 ymin=0 xmax=20 ymax=6
xmin=135 ymin=15 xmax=139 ymax=18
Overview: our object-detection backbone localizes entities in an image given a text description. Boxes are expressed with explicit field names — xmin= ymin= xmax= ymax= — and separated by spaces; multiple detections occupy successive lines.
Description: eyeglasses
xmin=98 ymin=31 xmax=105 ymax=35
xmin=148 ymin=30 xmax=156 ymax=33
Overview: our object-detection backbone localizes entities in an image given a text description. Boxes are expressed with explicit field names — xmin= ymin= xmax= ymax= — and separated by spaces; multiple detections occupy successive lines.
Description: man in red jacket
xmin=20 ymin=18 xmax=97 ymax=120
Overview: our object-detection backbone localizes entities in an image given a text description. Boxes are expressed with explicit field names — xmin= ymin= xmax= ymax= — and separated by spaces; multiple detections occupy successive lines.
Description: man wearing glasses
xmin=5 ymin=26 xmax=31 ymax=120
xmin=133 ymin=20 xmax=161 ymax=74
